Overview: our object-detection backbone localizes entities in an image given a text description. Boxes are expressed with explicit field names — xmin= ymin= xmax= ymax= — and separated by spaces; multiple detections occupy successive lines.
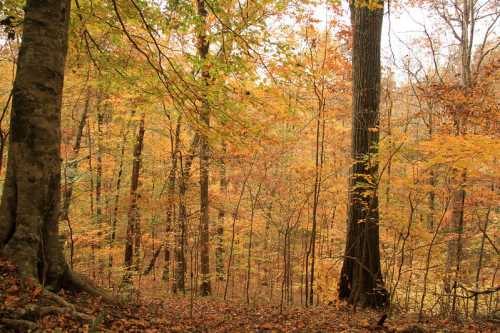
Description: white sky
xmin=311 ymin=2 xmax=428 ymax=81
xmin=314 ymin=1 xmax=499 ymax=83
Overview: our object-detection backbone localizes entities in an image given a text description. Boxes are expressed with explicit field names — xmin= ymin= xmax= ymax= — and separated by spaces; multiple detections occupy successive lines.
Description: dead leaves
xmin=0 ymin=256 xmax=498 ymax=332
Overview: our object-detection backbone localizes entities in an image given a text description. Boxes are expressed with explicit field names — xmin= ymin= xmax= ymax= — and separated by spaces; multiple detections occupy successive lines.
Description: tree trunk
xmin=95 ymin=99 xmax=104 ymax=226
xmin=124 ymin=113 xmax=145 ymax=275
xmin=447 ymin=173 xmax=466 ymax=315
xmin=196 ymin=0 xmax=212 ymax=297
xmin=161 ymin=118 xmax=181 ymax=281
xmin=86 ymin=116 xmax=96 ymax=278
xmin=446 ymin=0 xmax=473 ymax=314
xmin=224 ymin=162 xmax=253 ymax=300
xmin=0 ymin=90 xmax=13 ymax=175
xmin=473 ymin=203 xmax=491 ymax=318
xmin=173 ymin=134 xmax=199 ymax=293
xmin=216 ymin=143 xmax=227 ymax=282
xmin=0 ymin=0 xmax=71 ymax=291
xmin=338 ymin=0 xmax=388 ymax=308
xmin=308 ymin=93 xmax=326 ymax=306
xmin=61 ymin=89 xmax=90 ymax=271
xmin=246 ymin=183 xmax=262 ymax=305
xmin=108 ymin=109 xmax=135 ymax=284
xmin=95 ymin=96 xmax=104 ymax=280
xmin=61 ymin=89 xmax=90 ymax=221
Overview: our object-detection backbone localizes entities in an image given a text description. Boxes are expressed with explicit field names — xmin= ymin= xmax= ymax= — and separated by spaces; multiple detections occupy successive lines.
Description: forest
xmin=0 ymin=0 xmax=498 ymax=332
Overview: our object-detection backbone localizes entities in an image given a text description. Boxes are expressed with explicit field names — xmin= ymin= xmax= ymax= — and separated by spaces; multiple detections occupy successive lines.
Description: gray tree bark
xmin=0 ymin=0 xmax=71 ymax=290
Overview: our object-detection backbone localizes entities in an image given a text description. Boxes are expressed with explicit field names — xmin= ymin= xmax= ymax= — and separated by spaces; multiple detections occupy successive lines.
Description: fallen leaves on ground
xmin=0 ymin=257 xmax=497 ymax=332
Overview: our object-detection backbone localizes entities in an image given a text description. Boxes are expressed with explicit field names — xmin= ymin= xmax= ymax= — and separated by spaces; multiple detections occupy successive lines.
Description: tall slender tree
xmin=61 ymin=89 xmax=91 ymax=221
xmin=173 ymin=134 xmax=199 ymax=293
xmin=160 ymin=117 xmax=181 ymax=281
xmin=124 ymin=112 xmax=146 ymax=275
xmin=338 ymin=0 xmax=388 ymax=308
xmin=216 ymin=144 xmax=227 ymax=281
xmin=196 ymin=0 xmax=212 ymax=296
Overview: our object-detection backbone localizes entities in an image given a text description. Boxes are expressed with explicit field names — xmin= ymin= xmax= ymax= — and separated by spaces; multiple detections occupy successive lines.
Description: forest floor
xmin=1 ymin=257 xmax=498 ymax=333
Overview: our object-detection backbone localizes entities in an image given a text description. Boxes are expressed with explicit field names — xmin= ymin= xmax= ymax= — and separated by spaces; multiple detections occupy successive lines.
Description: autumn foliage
xmin=0 ymin=0 xmax=498 ymax=331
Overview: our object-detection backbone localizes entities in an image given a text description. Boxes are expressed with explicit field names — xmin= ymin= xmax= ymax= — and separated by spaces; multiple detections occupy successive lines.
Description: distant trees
xmin=0 ymin=0 xmax=496 ymax=319
xmin=338 ymin=0 xmax=388 ymax=308
xmin=416 ymin=0 xmax=499 ymax=317
xmin=124 ymin=113 xmax=146 ymax=276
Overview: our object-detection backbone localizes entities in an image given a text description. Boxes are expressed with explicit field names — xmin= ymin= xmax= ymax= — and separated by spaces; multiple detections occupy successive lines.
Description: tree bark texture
xmin=196 ymin=0 xmax=212 ymax=297
xmin=338 ymin=0 xmax=388 ymax=308
xmin=0 ymin=0 xmax=71 ymax=290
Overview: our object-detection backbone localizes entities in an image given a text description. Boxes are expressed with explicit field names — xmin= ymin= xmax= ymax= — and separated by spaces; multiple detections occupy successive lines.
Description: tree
xmin=0 ymin=0 xmax=113 ymax=302
xmin=160 ymin=116 xmax=181 ymax=281
xmin=124 ymin=112 xmax=146 ymax=275
xmin=61 ymin=89 xmax=90 ymax=222
xmin=338 ymin=0 xmax=388 ymax=308
xmin=215 ymin=143 xmax=227 ymax=282
xmin=0 ymin=0 xmax=72 ymax=290
xmin=196 ymin=0 xmax=212 ymax=296
xmin=174 ymin=133 xmax=199 ymax=293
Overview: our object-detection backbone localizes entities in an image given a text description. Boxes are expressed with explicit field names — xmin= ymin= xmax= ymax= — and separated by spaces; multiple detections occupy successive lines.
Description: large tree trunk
xmin=196 ymin=0 xmax=212 ymax=297
xmin=0 ymin=0 xmax=71 ymax=291
xmin=338 ymin=0 xmax=388 ymax=309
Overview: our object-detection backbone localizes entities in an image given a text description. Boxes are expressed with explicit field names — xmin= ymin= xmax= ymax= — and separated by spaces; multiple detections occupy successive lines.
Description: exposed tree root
xmin=64 ymin=269 xmax=119 ymax=305
xmin=39 ymin=290 xmax=94 ymax=321
xmin=33 ymin=305 xmax=93 ymax=322
xmin=43 ymin=290 xmax=76 ymax=311
xmin=0 ymin=318 xmax=38 ymax=331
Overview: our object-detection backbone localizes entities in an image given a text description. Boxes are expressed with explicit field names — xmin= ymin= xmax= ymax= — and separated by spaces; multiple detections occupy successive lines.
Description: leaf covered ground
xmin=1 ymin=257 xmax=498 ymax=332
